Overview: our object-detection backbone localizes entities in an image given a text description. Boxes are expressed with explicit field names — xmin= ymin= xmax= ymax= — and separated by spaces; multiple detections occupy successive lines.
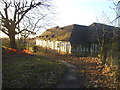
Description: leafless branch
xmin=16 ymin=29 xmax=35 ymax=34
xmin=1 ymin=28 xmax=9 ymax=36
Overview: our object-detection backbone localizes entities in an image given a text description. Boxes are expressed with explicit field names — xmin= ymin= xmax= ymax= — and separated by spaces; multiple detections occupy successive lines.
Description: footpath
xmin=54 ymin=60 xmax=83 ymax=88
xmin=33 ymin=53 xmax=83 ymax=88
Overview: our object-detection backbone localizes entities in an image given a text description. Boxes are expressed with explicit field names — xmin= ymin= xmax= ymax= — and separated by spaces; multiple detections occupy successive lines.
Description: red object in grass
xmin=17 ymin=49 xmax=32 ymax=55
xmin=8 ymin=48 xmax=17 ymax=52
xmin=22 ymin=49 xmax=32 ymax=54
xmin=2 ymin=46 xmax=32 ymax=55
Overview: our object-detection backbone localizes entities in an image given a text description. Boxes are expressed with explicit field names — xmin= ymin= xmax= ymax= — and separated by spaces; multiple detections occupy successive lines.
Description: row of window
xmin=72 ymin=44 xmax=99 ymax=52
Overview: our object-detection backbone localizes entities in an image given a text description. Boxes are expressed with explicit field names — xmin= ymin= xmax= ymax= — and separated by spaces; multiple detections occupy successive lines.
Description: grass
xmin=2 ymin=50 xmax=67 ymax=88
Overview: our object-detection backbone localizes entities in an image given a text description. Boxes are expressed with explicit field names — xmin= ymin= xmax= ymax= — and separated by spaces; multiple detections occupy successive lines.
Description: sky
xmin=0 ymin=0 xmax=120 ymax=38
xmin=54 ymin=0 xmax=119 ymax=27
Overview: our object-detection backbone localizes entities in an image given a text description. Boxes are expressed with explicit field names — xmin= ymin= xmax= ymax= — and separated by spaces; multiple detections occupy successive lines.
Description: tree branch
xmin=0 ymin=11 xmax=5 ymax=19
xmin=15 ymin=1 xmax=42 ymax=26
xmin=16 ymin=29 xmax=35 ymax=34
xmin=13 ymin=0 xmax=18 ymax=22
xmin=1 ymin=28 xmax=9 ymax=36
xmin=32 ymin=10 xmax=53 ymax=31
xmin=4 ymin=1 xmax=11 ymax=19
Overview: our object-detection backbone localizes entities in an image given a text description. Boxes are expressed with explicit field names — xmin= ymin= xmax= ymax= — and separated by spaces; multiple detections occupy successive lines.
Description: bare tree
xmin=91 ymin=23 xmax=115 ymax=63
xmin=0 ymin=0 xmax=54 ymax=48
xmin=90 ymin=10 xmax=118 ymax=67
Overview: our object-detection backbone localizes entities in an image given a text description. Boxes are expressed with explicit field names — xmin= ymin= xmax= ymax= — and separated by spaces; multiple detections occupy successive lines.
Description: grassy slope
xmin=2 ymin=50 xmax=67 ymax=88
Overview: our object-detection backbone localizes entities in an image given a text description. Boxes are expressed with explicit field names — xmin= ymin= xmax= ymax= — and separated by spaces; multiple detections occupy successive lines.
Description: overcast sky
xmin=0 ymin=0 xmax=120 ymax=38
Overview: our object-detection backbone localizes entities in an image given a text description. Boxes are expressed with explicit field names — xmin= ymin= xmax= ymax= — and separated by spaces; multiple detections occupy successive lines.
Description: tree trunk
xmin=9 ymin=34 xmax=16 ymax=49
xmin=8 ymin=27 xmax=17 ymax=49
xmin=102 ymin=46 xmax=107 ymax=65
xmin=7 ymin=22 xmax=17 ymax=49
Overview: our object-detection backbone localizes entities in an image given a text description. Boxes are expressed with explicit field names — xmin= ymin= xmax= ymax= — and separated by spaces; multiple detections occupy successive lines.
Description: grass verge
xmin=2 ymin=50 xmax=67 ymax=88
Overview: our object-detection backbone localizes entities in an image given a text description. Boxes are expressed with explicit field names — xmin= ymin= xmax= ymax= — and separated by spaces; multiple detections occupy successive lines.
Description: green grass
xmin=2 ymin=51 xmax=67 ymax=88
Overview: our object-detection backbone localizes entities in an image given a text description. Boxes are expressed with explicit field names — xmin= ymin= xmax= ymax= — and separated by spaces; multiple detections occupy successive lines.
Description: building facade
xmin=36 ymin=23 xmax=116 ymax=56
xmin=36 ymin=39 xmax=71 ymax=54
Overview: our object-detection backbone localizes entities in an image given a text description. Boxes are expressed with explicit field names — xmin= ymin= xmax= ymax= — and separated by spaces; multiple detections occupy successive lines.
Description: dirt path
xmin=54 ymin=60 xmax=83 ymax=88
xmin=33 ymin=53 xmax=83 ymax=88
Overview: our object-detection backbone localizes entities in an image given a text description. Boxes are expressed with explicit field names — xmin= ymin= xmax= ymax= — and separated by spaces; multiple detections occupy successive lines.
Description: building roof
xmin=37 ymin=24 xmax=74 ymax=41
xmin=37 ymin=23 xmax=116 ymax=45
xmin=70 ymin=24 xmax=92 ymax=45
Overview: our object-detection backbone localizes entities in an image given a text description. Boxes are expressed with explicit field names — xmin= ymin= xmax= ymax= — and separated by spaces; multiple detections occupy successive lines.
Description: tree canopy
xmin=0 ymin=0 xmax=54 ymax=48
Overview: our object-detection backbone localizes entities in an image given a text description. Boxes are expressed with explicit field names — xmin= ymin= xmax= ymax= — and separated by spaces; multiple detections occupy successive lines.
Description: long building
xmin=36 ymin=23 xmax=116 ymax=56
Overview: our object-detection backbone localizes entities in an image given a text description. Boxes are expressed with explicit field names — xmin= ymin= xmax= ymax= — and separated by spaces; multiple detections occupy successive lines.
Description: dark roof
xmin=38 ymin=24 xmax=74 ymax=41
xmin=89 ymin=23 xmax=117 ymax=42
xmin=90 ymin=23 xmax=116 ymax=31
xmin=37 ymin=23 xmax=116 ymax=44
xmin=70 ymin=24 xmax=92 ymax=44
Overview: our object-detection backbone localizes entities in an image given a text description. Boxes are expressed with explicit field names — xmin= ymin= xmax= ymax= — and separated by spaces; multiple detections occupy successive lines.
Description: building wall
xmin=36 ymin=39 xmax=99 ymax=56
xmin=71 ymin=43 xmax=99 ymax=56
xmin=71 ymin=43 xmax=98 ymax=52
xmin=36 ymin=39 xmax=72 ymax=54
